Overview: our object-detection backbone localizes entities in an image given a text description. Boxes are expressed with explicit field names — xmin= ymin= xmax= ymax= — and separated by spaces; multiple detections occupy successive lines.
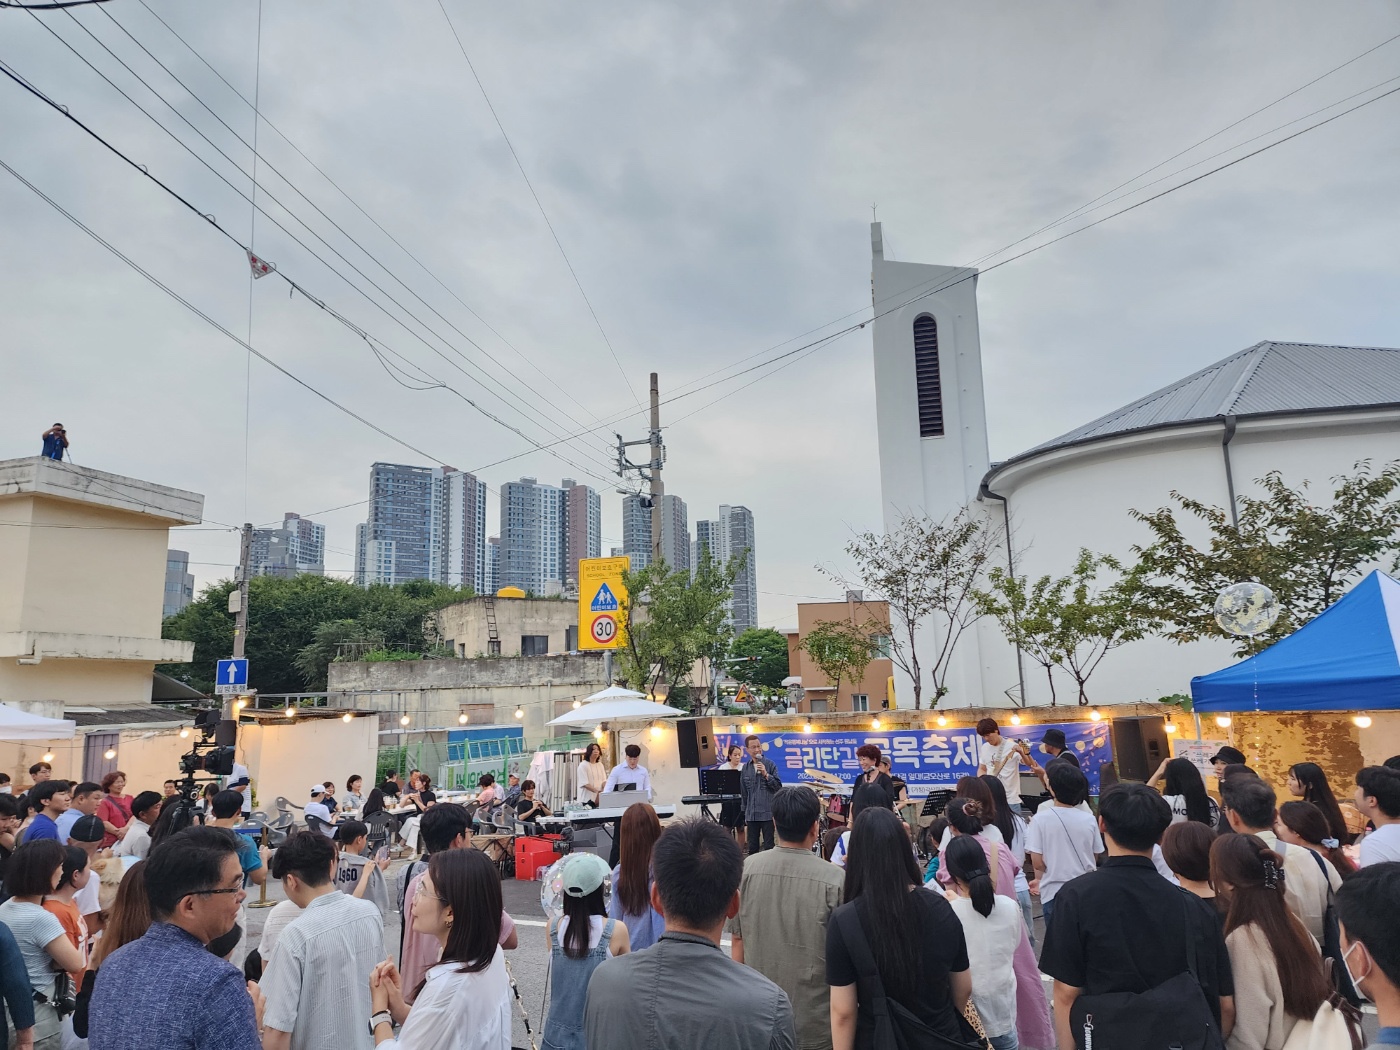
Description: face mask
xmin=0 ymin=786 xmax=10 ymax=794
xmin=1343 ymin=941 xmax=1371 ymax=1002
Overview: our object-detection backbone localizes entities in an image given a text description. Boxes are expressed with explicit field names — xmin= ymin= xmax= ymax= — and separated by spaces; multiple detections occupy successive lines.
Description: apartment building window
xmin=809 ymin=698 xmax=829 ymax=714
xmin=521 ymin=635 xmax=549 ymax=657
xmin=869 ymin=633 xmax=892 ymax=658
xmin=851 ymin=694 xmax=870 ymax=712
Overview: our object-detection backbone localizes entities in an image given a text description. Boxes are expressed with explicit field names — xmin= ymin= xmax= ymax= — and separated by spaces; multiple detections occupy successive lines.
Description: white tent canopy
xmin=583 ymin=685 xmax=645 ymax=702
xmin=546 ymin=697 xmax=685 ymax=728
xmin=0 ymin=703 xmax=76 ymax=740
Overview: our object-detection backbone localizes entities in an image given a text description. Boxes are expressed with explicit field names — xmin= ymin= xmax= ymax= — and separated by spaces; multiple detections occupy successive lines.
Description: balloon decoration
xmin=1214 ymin=581 xmax=1279 ymax=638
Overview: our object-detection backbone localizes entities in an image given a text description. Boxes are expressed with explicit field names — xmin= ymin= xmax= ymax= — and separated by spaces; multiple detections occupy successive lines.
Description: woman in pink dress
xmin=941 ymin=797 xmax=1055 ymax=1050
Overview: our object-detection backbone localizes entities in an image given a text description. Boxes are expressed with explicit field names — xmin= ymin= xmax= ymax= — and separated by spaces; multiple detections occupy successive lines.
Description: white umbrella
xmin=547 ymin=697 xmax=686 ymax=728
xmin=582 ymin=685 xmax=646 ymax=702
xmin=0 ymin=703 xmax=76 ymax=741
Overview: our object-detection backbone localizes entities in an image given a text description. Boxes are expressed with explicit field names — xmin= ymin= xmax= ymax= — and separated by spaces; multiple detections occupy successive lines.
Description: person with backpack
xmin=1039 ymin=783 xmax=1235 ymax=1050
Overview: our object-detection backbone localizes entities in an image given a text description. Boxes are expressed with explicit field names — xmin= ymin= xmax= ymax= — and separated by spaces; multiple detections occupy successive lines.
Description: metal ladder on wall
xmin=483 ymin=595 xmax=501 ymax=655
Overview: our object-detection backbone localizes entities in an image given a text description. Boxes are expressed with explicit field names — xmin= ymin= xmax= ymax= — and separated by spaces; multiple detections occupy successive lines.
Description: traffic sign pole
xmin=226 ymin=523 xmax=252 ymax=719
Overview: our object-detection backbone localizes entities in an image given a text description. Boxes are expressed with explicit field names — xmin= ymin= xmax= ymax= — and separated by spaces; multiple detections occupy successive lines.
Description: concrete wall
xmin=329 ymin=653 xmax=609 ymax=746
xmin=435 ymin=597 xmax=578 ymax=657
xmin=237 ymin=716 xmax=380 ymax=815
xmin=980 ymin=408 xmax=1400 ymax=708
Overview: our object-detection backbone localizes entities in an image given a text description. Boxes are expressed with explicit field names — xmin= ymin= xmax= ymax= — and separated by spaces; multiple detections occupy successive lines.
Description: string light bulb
xmin=572 ymin=699 xmax=582 ymax=710
xmin=1354 ymin=714 xmax=1373 ymax=729
xmin=41 ymin=752 xmax=54 ymax=763
xmin=514 ymin=707 xmax=524 ymax=720
xmin=235 ymin=698 xmax=248 ymax=710
xmin=1089 ymin=709 xmax=1102 ymax=722
xmin=399 ymin=714 xmax=410 ymax=726
xmin=104 ymin=749 xmax=116 ymax=760
xmin=744 ymin=724 xmax=754 ymax=735
xmin=936 ymin=715 xmax=947 ymax=727
xmin=1009 ymin=713 xmax=1022 ymax=726
xmin=458 ymin=713 xmax=469 ymax=725
xmin=802 ymin=722 xmax=813 ymax=733
xmin=179 ymin=728 xmax=191 ymax=739
xmin=342 ymin=713 xmax=353 ymax=723
xmin=649 ymin=725 xmax=663 ymax=739
xmin=592 ymin=726 xmax=604 ymax=740
xmin=871 ymin=718 xmax=882 ymax=730
xmin=285 ymin=705 xmax=297 ymax=719
xmin=1165 ymin=721 xmax=1178 ymax=734
xmin=1215 ymin=715 xmax=1232 ymax=728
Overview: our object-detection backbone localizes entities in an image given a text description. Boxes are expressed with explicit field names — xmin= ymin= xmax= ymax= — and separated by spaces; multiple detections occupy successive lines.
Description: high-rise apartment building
xmin=562 ymin=479 xmax=602 ymax=588
xmin=693 ymin=504 xmax=757 ymax=633
xmin=354 ymin=463 xmax=486 ymax=590
xmin=622 ymin=493 xmax=689 ymax=571
xmin=163 ymin=549 xmax=195 ymax=618
xmin=251 ymin=512 xmax=325 ymax=578
xmin=486 ymin=536 xmax=500 ymax=595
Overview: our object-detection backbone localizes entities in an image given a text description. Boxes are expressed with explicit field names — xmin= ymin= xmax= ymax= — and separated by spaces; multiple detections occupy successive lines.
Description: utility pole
xmin=225 ymin=522 xmax=253 ymax=718
xmin=648 ymin=372 xmax=663 ymax=566
xmin=616 ymin=372 xmax=666 ymax=568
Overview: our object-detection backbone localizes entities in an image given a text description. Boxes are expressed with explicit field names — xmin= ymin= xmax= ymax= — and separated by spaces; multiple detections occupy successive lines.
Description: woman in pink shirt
xmin=96 ymin=771 xmax=133 ymax=848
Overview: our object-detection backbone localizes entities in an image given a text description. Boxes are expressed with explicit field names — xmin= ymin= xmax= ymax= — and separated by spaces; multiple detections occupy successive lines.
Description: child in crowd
xmin=42 ymin=845 xmax=91 ymax=991
xmin=335 ymin=820 xmax=391 ymax=917
xmin=922 ymin=817 xmax=949 ymax=885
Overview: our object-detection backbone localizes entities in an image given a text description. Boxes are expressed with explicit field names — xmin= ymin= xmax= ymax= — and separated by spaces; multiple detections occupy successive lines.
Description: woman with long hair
xmin=980 ymin=774 xmax=1034 ymax=947
xmin=542 ymin=853 xmax=630 ymax=1050
xmin=940 ymin=799 xmax=1055 ymax=1050
xmin=1160 ymin=758 xmax=1219 ymax=827
xmin=369 ymin=848 xmax=511 ymax=1048
xmin=575 ymin=742 xmax=607 ymax=809
xmin=74 ymin=860 xmax=152 ymax=1039
xmin=1211 ymin=833 xmax=1331 ymax=1050
xmin=717 ymin=745 xmax=746 ymax=840
xmin=0 ymin=840 xmax=85 ymax=1049
xmin=1286 ymin=763 xmax=1352 ymax=846
xmin=827 ymin=807 xmax=974 ymax=1048
xmin=944 ymin=835 xmax=1022 ymax=1050
xmin=607 ymin=802 xmax=665 ymax=951
xmin=1276 ymin=800 xmax=1354 ymax=880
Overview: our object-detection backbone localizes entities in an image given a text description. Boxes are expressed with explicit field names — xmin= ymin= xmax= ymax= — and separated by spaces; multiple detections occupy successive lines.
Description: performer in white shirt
xmin=576 ymin=742 xmax=608 ymax=807
xmin=602 ymin=744 xmax=651 ymax=798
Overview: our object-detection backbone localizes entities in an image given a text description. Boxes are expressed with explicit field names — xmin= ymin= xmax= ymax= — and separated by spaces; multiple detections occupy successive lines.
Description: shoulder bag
xmin=831 ymin=902 xmax=988 ymax=1050
xmin=1068 ymin=892 xmax=1224 ymax=1050
xmin=1305 ymin=849 xmax=1361 ymax=1007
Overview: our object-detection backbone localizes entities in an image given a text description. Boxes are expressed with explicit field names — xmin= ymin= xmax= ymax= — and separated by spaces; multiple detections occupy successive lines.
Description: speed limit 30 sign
xmin=590 ymin=614 xmax=617 ymax=644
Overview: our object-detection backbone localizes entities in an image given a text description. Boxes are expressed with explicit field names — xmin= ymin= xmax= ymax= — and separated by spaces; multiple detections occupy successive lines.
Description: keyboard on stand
xmin=681 ymin=793 xmax=742 ymax=822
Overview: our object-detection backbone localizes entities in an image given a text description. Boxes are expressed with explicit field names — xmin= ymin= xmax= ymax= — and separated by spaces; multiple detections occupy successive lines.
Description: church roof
xmin=1020 ymin=340 xmax=1400 ymax=459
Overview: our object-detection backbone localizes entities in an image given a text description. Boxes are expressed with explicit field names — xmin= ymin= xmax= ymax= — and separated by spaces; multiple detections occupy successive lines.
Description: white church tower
xmin=869 ymin=222 xmax=999 ymax=707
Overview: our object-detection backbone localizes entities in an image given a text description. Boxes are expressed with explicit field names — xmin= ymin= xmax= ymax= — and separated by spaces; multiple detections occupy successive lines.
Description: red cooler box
xmin=515 ymin=835 xmax=563 ymax=880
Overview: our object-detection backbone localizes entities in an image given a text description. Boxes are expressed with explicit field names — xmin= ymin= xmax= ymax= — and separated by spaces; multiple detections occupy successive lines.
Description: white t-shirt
xmin=228 ymin=763 xmax=252 ymax=814
xmin=1025 ymin=804 xmax=1103 ymax=903
xmin=74 ymin=865 xmax=101 ymax=918
xmin=304 ymin=801 xmax=336 ymax=835
xmin=979 ymin=739 xmax=1023 ymax=804
xmin=555 ymin=915 xmax=617 ymax=955
xmin=1360 ymin=822 xmax=1400 ymax=867
xmin=1164 ymin=794 xmax=1220 ymax=827
xmin=258 ymin=899 xmax=303 ymax=961
xmin=948 ymin=894 xmax=1022 ymax=1039
xmin=831 ymin=830 xmax=851 ymax=868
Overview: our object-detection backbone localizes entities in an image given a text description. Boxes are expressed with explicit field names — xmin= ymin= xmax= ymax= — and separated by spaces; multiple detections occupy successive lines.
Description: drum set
xmin=801 ymin=767 xmax=851 ymax=839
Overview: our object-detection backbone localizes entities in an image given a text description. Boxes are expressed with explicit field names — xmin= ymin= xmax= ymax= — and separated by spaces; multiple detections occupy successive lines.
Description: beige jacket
xmin=1257 ymin=830 xmax=1331 ymax=943
xmin=1224 ymin=924 xmax=1320 ymax=1050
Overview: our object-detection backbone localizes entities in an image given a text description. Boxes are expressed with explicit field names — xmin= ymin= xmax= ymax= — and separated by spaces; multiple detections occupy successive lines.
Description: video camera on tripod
xmin=178 ymin=709 xmax=237 ymax=780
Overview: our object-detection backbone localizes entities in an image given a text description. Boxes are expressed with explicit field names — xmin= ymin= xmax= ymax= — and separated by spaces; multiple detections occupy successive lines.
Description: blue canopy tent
xmin=1192 ymin=570 xmax=1400 ymax=712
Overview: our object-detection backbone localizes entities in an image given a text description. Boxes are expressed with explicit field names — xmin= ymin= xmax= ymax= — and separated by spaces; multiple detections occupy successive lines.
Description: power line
xmin=0 ymin=39 xmax=617 ymax=487
xmin=130 ymin=0 xmax=620 ymax=435
xmin=32 ymin=10 xmax=621 ymax=476
xmin=433 ymin=0 xmax=642 ymax=409
xmin=0 ymin=151 xmax=449 ymax=465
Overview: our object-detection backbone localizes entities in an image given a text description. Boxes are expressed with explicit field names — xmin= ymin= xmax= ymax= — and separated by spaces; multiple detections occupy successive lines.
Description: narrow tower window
xmin=913 ymin=314 xmax=944 ymax=437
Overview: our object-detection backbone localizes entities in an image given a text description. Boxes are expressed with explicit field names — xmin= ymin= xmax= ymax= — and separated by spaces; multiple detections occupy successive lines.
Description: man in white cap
xmin=304 ymin=785 xmax=338 ymax=837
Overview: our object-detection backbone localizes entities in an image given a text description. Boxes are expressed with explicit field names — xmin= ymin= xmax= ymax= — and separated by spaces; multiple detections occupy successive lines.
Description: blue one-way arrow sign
xmin=215 ymin=658 xmax=249 ymax=695
xmin=590 ymin=583 xmax=619 ymax=612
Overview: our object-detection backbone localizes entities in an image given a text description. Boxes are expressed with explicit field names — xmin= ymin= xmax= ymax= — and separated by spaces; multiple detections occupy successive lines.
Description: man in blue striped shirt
xmin=89 ymin=826 xmax=262 ymax=1050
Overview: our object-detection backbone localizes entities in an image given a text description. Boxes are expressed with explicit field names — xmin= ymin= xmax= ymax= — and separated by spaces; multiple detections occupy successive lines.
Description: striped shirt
xmin=261 ymin=890 xmax=384 ymax=1050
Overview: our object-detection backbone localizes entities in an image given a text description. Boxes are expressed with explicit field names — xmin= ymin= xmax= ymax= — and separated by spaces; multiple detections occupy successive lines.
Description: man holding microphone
xmin=740 ymin=734 xmax=782 ymax=854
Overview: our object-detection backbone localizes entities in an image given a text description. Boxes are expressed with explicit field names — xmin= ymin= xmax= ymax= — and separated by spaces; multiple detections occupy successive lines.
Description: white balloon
xmin=1214 ymin=582 xmax=1280 ymax=637
xmin=540 ymin=854 xmax=613 ymax=921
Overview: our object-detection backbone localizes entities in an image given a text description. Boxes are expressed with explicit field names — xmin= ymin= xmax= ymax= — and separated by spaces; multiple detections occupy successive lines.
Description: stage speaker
xmin=215 ymin=718 xmax=238 ymax=747
xmin=1110 ymin=716 xmax=1169 ymax=783
xmin=677 ymin=717 xmax=717 ymax=768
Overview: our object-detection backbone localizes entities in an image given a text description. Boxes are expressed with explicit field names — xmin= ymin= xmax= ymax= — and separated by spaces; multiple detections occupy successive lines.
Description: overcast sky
xmin=3 ymin=1 xmax=1398 ymax=630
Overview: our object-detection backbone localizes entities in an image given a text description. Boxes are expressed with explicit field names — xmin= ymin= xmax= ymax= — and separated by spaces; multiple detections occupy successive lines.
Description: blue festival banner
xmin=715 ymin=721 xmax=1113 ymax=794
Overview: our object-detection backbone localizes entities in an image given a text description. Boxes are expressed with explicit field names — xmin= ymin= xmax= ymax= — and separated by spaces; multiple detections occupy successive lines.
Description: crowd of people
xmin=7 ymin=726 xmax=1400 ymax=1050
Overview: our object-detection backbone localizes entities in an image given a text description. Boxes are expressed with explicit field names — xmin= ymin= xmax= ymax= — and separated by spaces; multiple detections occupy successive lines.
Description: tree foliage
xmin=160 ymin=575 xmax=473 ymax=693
xmin=799 ymin=619 xmax=879 ymax=706
xmin=728 ymin=628 xmax=793 ymax=692
xmin=615 ymin=551 xmax=738 ymax=706
xmin=1130 ymin=461 xmax=1400 ymax=654
xmin=977 ymin=549 xmax=1157 ymax=706
xmin=825 ymin=509 xmax=999 ymax=708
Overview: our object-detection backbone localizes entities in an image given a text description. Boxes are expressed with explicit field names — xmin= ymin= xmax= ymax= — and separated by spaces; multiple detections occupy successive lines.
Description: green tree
xmin=1130 ymin=461 xmax=1400 ymax=654
xmin=824 ymin=508 xmax=999 ymax=708
xmin=292 ymin=620 xmax=380 ymax=690
xmin=978 ymin=550 xmax=1157 ymax=706
xmin=800 ymin=619 xmax=878 ymax=706
xmin=616 ymin=551 xmax=738 ymax=706
xmin=729 ymin=628 xmax=792 ymax=693
xmin=160 ymin=575 xmax=472 ymax=694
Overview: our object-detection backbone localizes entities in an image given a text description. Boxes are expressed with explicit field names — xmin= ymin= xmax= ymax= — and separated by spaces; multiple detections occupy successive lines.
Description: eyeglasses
xmin=184 ymin=886 xmax=243 ymax=900
xmin=413 ymin=882 xmax=445 ymax=904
